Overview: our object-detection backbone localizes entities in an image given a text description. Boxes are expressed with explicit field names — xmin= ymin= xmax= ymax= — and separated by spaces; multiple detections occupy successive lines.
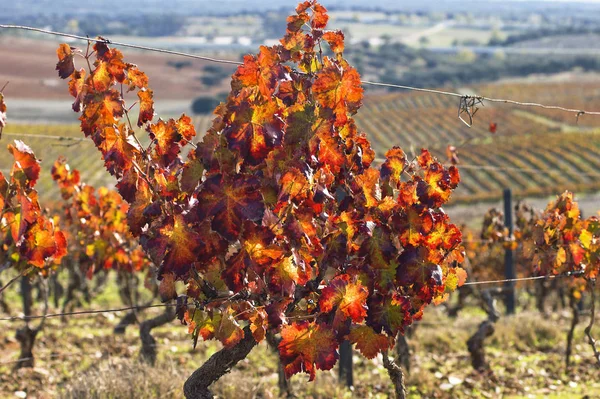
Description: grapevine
xmin=0 ymin=94 xmax=68 ymax=368
xmin=54 ymin=1 xmax=466 ymax=396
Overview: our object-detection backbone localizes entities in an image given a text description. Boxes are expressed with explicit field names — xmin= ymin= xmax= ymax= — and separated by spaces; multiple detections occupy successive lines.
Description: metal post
xmin=504 ymin=188 xmax=516 ymax=314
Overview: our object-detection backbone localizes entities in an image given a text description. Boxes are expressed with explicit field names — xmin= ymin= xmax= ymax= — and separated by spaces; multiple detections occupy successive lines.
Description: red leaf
xmin=148 ymin=119 xmax=182 ymax=165
xmin=137 ymin=89 xmax=154 ymax=126
xmin=195 ymin=174 xmax=265 ymax=241
xmin=8 ymin=140 xmax=41 ymax=188
xmin=233 ymin=46 xmax=283 ymax=98
xmin=347 ymin=325 xmax=391 ymax=359
xmin=56 ymin=43 xmax=75 ymax=79
xmin=175 ymin=114 xmax=197 ymax=144
xmin=323 ymin=31 xmax=345 ymax=54
xmin=278 ymin=321 xmax=339 ymax=381
xmin=0 ymin=91 xmax=7 ymax=134
xmin=148 ymin=215 xmax=204 ymax=277
xmin=224 ymin=99 xmax=285 ymax=164
xmin=380 ymin=147 xmax=407 ymax=187
xmin=319 ymin=274 xmax=368 ymax=323
xmin=313 ymin=59 xmax=363 ymax=126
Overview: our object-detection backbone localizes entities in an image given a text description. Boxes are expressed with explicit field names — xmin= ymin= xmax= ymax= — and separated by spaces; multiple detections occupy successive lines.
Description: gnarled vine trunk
xmin=139 ymin=304 xmax=176 ymax=365
xmin=15 ymin=277 xmax=48 ymax=370
xmin=183 ymin=326 xmax=257 ymax=399
xmin=382 ymin=351 xmax=407 ymax=399
xmin=396 ymin=331 xmax=411 ymax=374
xmin=467 ymin=288 xmax=500 ymax=371
xmin=566 ymin=290 xmax=580 ymax=369
xmin=266 ymin=332 xmax=294 ymax=398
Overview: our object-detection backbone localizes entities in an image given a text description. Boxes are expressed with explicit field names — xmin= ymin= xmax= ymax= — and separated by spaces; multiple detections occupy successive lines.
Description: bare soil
xmin=0 ymin=36 xmax=235 ymax=101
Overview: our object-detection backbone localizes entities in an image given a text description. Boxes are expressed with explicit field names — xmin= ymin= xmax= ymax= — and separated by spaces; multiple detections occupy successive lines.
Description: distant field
xmin=2 ymin=73 xmax=600 ymax=214
xmin=0 ymin=37 xmax=235 ymax=101
xmin=1 ymin=116 xmax=214 ymax=202
xmin=356 ymin=80 xmax=600 ymax=203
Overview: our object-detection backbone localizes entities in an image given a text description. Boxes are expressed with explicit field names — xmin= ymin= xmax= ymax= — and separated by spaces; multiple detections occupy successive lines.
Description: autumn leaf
xmin=188 ymin=309 xmax=244 ymax=348
xmin=147 ymin=215 xmax=204 ymax=277
xmin=68 ymin=69 xmax=87 ymax=112
xmin=380 ymin=147 xmax=407 ymax=187
xmin=233 ymin=46 xmax=283 ymax=98
xmin=395 ymin=208 xmax=434 ymax=247
xmin=99 ymin=47 xmax=127 ymax=83
xmin=159 ymin=273 xmax=177 ymax=302
xmin=224 ymin=99 xmax=285 ymax=164
xmin=355 ymin=168 xmax=380 ymax=208
xmin=80 ymin=89 xmax=124 ymax=136
xmin=311 ymin=3 xmax=329 ymax=30
xmin=319 ymin=274 xmax=368 ymax=323
xmin=223 ymin=222 xmax=285 ymax=292
xmin=416 ymin=150 xmax=460 ymax=208
xmin=98 ymin=124 xmax=142 ymax=176
xmin=148 ymin=119 xmax=182 ymax=165
xmin=313 ymin=59 xmax=363 ymax=126
xmin=56 ymin=43 xmax=75 ymax=79
xmin=278 ymin=168 xmax=310 ymax=202
xmin=126 ymin=66 xmax=149 ymax=90
xmin=311 ymin=123 xmax=345 ymax=174
xmin=323 ymin=31 xmax=345 ymax=54
xmin=278 ymin=321 xmax=339 ymax=381
xmin=137 ymin=89 xmax=154 ymax=126
xmin=347 ymin=325 xmax=391 ymax=359
xmin=268 ymin=255 xmax=311 ymax=296
xmin=366 ymin=293 xmax=411 ymax=336
xmin=8 ymin=140 xmax=41 ymax=188
xmin=21 ymin=219 xmax=59 ymax=268
xmin=0 ymin=91 xmax=7 ymax=135
xmin=175 ymin=114 xmax=197 ymax=144
xmin=180 ymin=155 xmax=204 ymax=194
xmin=195 ymin=174 xmax=265 ymax=241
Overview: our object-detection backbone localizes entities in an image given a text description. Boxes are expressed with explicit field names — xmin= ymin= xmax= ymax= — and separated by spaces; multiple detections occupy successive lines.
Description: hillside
xmin=2 ymin=80 xmax=600 ymax=206
xmin=355 ymin=80 xmax=600 ymax=202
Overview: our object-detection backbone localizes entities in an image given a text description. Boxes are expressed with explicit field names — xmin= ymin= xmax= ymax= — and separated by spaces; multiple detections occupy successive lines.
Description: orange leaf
xmin=313 ymin=59 xmax=363 ymax=126
xmin=319 ymin=274 xmax=368 ymax=323
xmin=348 ymin=325 xmax=391 ymax=359
xmin=195 ymin=174 xmax=265 ymax=241
xmin=278 ymin=321 xmax=338 ymax=381
xmin=8 ymin=140 xmax=41 ymax=188
xmin=56 ymin=43 xmax=75 ymax=79
xmin=323 ymin=30 xmax=345 ymax=54
xmin=137 ymin=89 xmax=154 ymax=127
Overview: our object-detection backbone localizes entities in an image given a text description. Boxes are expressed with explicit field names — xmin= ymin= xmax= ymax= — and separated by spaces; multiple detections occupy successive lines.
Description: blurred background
xmin=2 ymin=3 xmax=600 ymax=397
xmin=2 ymin=0 xmax=600 ymax=227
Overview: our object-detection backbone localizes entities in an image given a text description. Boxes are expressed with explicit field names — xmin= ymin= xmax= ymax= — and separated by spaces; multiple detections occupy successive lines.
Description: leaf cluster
xmin=51 ymin=157 xmax=151 ymax=278
xmin=55 ymin=1 xmax=466 ymax=380
xmin=0 ymin=140 xmax=67 ymax=274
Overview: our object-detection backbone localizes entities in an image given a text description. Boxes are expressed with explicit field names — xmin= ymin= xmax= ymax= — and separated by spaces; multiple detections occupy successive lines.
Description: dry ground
xmin=1 ymin=287 xmax=599 ymax=398
xmin=0 ymin=36 xmax=235 ymax=101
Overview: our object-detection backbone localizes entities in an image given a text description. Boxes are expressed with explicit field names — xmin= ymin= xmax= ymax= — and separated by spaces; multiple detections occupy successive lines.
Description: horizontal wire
xmin=2 ymin=132 xmax=88 ymax=141
xmin=0 ymin=273 xmax=583 ymax=322
xmin=453 ymin=164 xmax=600 ymax=177
xmin=0 ymin=25 xmax=243 ymax=66
xmin=360 ymin=80 xmax=463 ymax=98
xmin=1 ymin=25 xmax=600 ymax=118
xmin=0 ymin=303 xmax=174 ymax=322
xmin=463 ymin=271 xmax=584 ymax=286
